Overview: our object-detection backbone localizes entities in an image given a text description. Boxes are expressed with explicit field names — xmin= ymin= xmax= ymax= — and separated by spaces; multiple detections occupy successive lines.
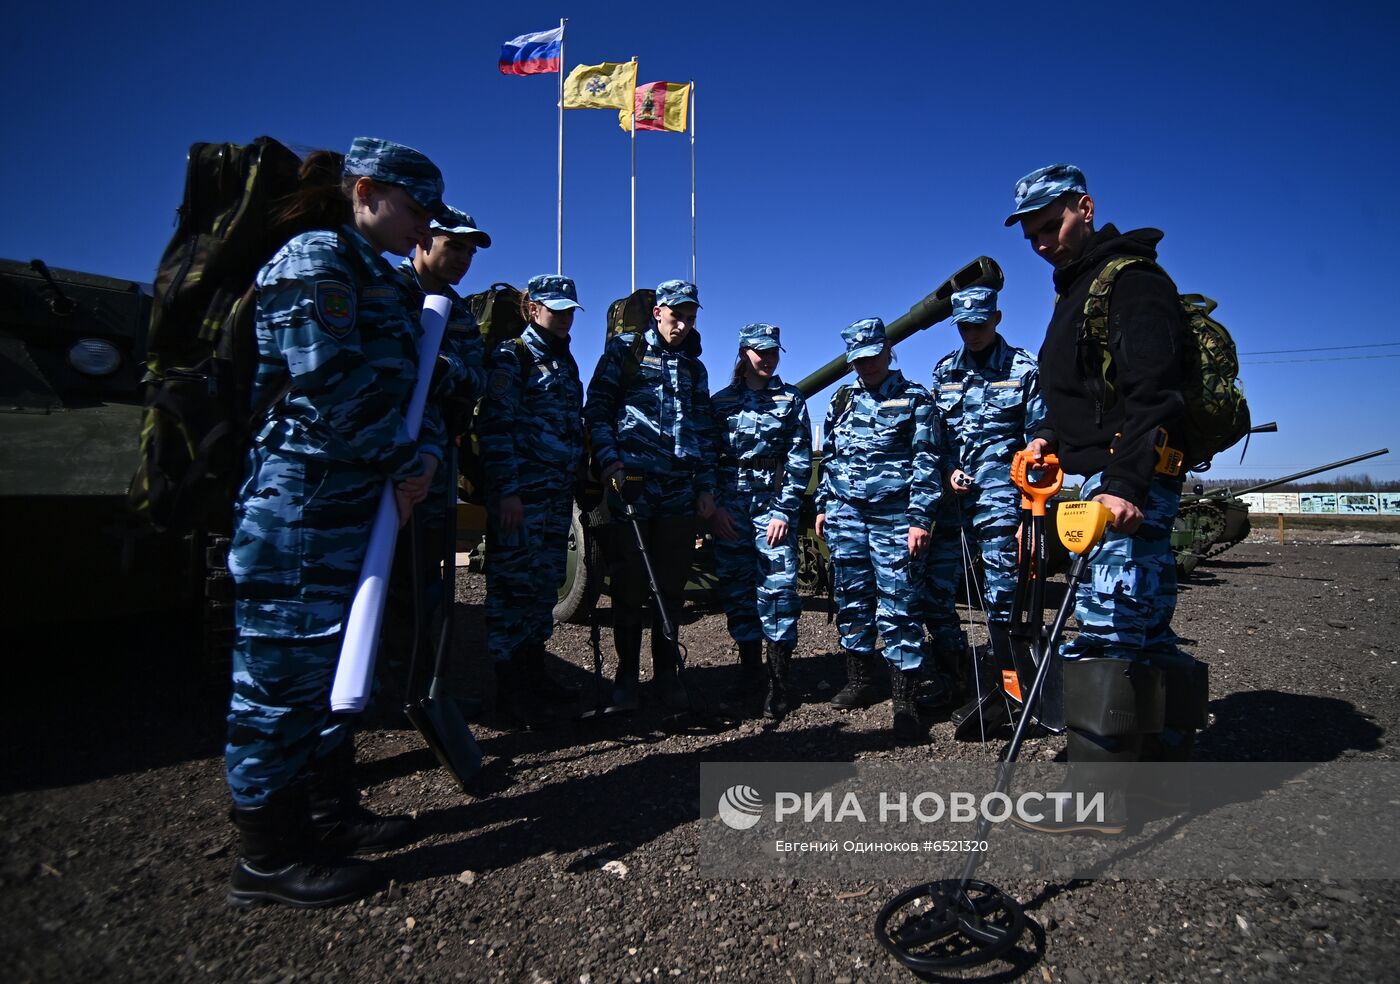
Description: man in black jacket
xmin=1008 ymin=165 xmax=1209 ymax=834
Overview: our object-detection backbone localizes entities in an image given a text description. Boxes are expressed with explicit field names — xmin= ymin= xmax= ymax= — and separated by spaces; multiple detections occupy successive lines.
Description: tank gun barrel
xmin=794 ymin=256 xmax=1004 ymax=399
xmin=1228 ymin=447 xmax=1389 ymax=498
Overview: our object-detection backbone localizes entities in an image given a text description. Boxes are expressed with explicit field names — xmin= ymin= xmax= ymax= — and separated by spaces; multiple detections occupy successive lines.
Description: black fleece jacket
xmin=1033 ymin=224 xmax=1186 ymax=508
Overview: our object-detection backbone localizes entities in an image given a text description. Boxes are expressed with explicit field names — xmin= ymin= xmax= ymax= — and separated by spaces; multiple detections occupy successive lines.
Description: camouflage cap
xmin=739 ymin=322 xmax=784 ymax=352
xmin=1004 ymin=163 xmax=1088 ymax=226
xmin=344 ymin=137 xmax=445 ymax=216
xmin=526 ymin=274 xmax=583 ymax=311
xmin=430 ymin=206 xmax=491 ymax=248
xmin=951 ymin=286 xmax=998 ymax=324
xmin=843 ymin=317 xmax=888 ymax=363
xmin=655 ymin=279 xmax=701 ymax=308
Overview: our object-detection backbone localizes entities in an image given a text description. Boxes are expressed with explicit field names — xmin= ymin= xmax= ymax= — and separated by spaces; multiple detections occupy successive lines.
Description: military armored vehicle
xmin=546 ymin=255 xmax=1005 ymax=623
xmin=1173 ymin=446 xmax=1390 ymax=576
xmin=1 ymin=258 xmax=195 ymax=625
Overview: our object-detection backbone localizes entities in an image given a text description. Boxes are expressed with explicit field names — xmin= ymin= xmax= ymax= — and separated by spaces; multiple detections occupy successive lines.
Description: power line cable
xmin=1240 ymin=342 xmax=1400 ymax=355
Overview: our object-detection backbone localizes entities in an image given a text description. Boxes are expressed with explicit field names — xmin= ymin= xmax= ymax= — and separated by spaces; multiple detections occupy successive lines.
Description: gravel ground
xmin=3 ymin=535 xmax=1399 ymax=983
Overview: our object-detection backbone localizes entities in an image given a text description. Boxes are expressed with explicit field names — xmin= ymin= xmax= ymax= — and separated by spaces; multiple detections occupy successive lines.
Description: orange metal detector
xmin=874 ymin=499 xmax=1113 ymax=973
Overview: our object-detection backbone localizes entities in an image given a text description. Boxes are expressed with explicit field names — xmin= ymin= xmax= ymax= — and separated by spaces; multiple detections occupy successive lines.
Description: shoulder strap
xmin=618 ymin=332 xmax=649 ymax=390
xmin=512 ymin=335 xmax=534 ymax=381
xmin=831 ymin=384 xmax=855 ymax=426
xmin=1080 ymin=255 xmax=1156 ymax=345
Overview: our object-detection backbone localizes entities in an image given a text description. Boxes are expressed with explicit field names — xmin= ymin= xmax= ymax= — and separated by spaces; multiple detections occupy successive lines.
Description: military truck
xmin=540 ymin=255 xmax=1006 ymax=624
xmin=1 ymin=258 xmax=196 ymax=625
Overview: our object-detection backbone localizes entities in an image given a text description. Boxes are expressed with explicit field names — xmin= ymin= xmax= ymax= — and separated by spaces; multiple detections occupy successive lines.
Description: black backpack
xmin=129 ymin=136 xmax=310 ymax=536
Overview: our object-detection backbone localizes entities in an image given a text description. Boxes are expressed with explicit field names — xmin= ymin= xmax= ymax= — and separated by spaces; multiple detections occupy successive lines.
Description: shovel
xmin=403 ymin=447 xmax=483 ymax=791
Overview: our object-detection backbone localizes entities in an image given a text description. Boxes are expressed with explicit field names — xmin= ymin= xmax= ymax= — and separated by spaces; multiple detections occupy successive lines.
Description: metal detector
xmin=403 ymin=447 xmax=484 ymax=791
xmin=602 ymin=473 xmax=719 ymax=727
xmin=873 ymin=497 xmax=1113 ymax=973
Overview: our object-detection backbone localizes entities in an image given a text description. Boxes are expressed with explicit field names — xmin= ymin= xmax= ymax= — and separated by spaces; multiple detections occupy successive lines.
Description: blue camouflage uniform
xmin=583 ymin=280 xmax=716 ymax=631
xmin=225 ymin=138 xmax=447 ymax=808
xmin=924 ymin=288 xmax=1045 ymax=657
xmin=711 ymin=324 xmax=813 ymax=645
xmin=478 ymin=275 xmax=585 ymax=662
xmin=816 ymin=319 xmax=941 ymax=671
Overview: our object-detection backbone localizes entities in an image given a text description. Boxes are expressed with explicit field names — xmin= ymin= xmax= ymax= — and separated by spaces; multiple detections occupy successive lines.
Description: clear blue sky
xmin=6 ymin=1 xmax=1397 ymax=482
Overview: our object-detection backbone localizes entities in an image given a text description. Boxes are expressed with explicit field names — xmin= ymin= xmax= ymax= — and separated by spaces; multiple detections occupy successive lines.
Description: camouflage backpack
xmin=1081 ymin=256 xmax=1251 ymax=473
xmin=466 ymin=282 xmax=527 ymax=352
xmin=607 ymin=287 xmax=656 ymax=341
xmin=129 ymin=136 xmax=311 ymax=535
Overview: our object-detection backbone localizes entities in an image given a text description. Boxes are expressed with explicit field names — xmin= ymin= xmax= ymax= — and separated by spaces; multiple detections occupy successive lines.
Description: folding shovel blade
xmin=1007 ymin=632 xmax=1065 ymax=734
xmin=405 ymin=690 xmax=483 ymax=793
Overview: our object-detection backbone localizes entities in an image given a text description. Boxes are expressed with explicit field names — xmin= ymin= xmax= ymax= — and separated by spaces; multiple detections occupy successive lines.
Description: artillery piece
xmin=1173 ymin=445 xmax=1390 ymax=576
xmin=545 ymin=255 xmax=1005 ymax=623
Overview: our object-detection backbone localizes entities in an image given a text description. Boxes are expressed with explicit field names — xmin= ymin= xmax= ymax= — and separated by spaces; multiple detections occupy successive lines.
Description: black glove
xmin=430 ymin=354 xmax=456 ymax=399
xmin=610 ymin=470 xmax=645 ymax=504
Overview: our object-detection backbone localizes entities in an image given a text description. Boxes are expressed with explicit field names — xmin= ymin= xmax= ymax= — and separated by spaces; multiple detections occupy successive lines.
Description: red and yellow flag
xmin=619 ymin=81 xmax=692 ymax=133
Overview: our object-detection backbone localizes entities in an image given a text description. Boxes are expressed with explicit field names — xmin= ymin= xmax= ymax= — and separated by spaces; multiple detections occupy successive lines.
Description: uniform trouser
xmin=825 ymin=497 xmax=923 ymax=671
xmin=484 ymin=490 xmax=573 ymax=663
xmin=226 ymin=635 xmax=353 ymax=808
xmin=713 ymin=489 xmax=800 ymax=645
xmin=1062 ymin=472 xmax=1184 ymax=664
xmin=597 ymin=508 xmax=695 ymax=633
xmin=923 ymin=487 xmax=1021 ymax=654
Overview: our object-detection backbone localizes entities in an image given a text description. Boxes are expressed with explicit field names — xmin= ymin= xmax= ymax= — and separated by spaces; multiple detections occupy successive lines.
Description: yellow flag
xmin=563 ymin=62 xmax=638 ymax=110
xmin=618 ymin=82 xmax=692 ymax=133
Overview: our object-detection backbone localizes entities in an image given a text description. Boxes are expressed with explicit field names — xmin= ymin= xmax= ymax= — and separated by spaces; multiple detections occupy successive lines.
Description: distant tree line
xmin=1192 ymin=473 xmax=1400 ymax=493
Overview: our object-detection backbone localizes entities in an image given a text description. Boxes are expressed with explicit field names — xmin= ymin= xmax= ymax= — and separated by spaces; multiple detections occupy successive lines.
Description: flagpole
xmin=556 ymin=18 xmax=566 ymax=275
xmin=689 ymin=81 xmax=696 ymax=284
xmin=630 ymin=56 xmax=638 ymax=293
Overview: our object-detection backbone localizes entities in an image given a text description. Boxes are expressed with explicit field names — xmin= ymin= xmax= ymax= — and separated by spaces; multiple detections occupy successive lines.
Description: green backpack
xmin=1080 ymin=256 xmax=1251 ymax=473
xmin=466 ymin=282 xmax=526 ymax=352
xmin=129 ymin=136 xmax=309 ymax=535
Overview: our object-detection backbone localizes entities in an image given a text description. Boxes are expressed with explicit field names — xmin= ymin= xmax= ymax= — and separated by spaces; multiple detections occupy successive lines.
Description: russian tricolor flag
xmin=499 ymin=27 xmax=563 ymax=76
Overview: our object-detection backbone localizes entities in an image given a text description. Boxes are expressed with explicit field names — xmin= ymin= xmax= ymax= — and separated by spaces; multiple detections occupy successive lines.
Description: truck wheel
xmin=554 ymin=504 xmax=604 ymax=625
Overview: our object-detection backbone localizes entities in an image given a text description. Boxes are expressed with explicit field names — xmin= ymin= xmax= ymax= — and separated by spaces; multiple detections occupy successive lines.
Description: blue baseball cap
xmin=656 ymin=279 xmax=701 ymax=308
xmin=843 ymin=317 xmax=887 ymax=363
xmin=344 ymin=137 xmax=445 ymax=216
xmin=739 ymin=322 xmax=784 ymax=351
xmin=526 ymin=274 xmax=583 ymax=311
xmin=951 ymin=286 xmax=998 ymax=324
xmin=430 ymin=206 xmax=491 ymax=247
xmin=1004 ymin=163 xmax=1088 ymax=226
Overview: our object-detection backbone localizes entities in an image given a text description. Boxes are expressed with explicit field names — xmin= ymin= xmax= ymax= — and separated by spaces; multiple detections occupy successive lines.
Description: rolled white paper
xmin=330 ymin=294 xmax=453 ymax=713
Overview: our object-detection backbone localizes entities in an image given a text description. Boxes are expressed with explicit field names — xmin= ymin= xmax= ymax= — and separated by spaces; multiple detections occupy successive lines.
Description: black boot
xmin=890 ymin=664 xmax=925 ymax=744
xmin=1012 ymin=729 xmax=1140 ymax=835
xmin=524 ymin=640 xmax=578 ymax=704
xmin=830 ymin=651 xmax=881 ymax=709
xmin=496 ymin=652 xmax=566 ymax=729
xmin=650 ymin=618 xmax=689 ymax=711
xmin=607 ymin=625 xmax=642 ymax=713
xmin=721 ymin=641 xmax=764 ymax=717
xmin=307 ymin=741 xmax=414 ymax=857
xmin=764 ymin=640 xmax=793 ymax=722
xmin=1013 ymin=657 xmax=1164 ymax=836
xmin=228 ymin=786 xmax=385 ymax=909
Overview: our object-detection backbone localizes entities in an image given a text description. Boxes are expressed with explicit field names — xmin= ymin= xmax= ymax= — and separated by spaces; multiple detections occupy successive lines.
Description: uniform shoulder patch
xmin=314 ymin=280 xmax=356 ymax=336
xmin=488 ymin=366 xmax=516 ymax=398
